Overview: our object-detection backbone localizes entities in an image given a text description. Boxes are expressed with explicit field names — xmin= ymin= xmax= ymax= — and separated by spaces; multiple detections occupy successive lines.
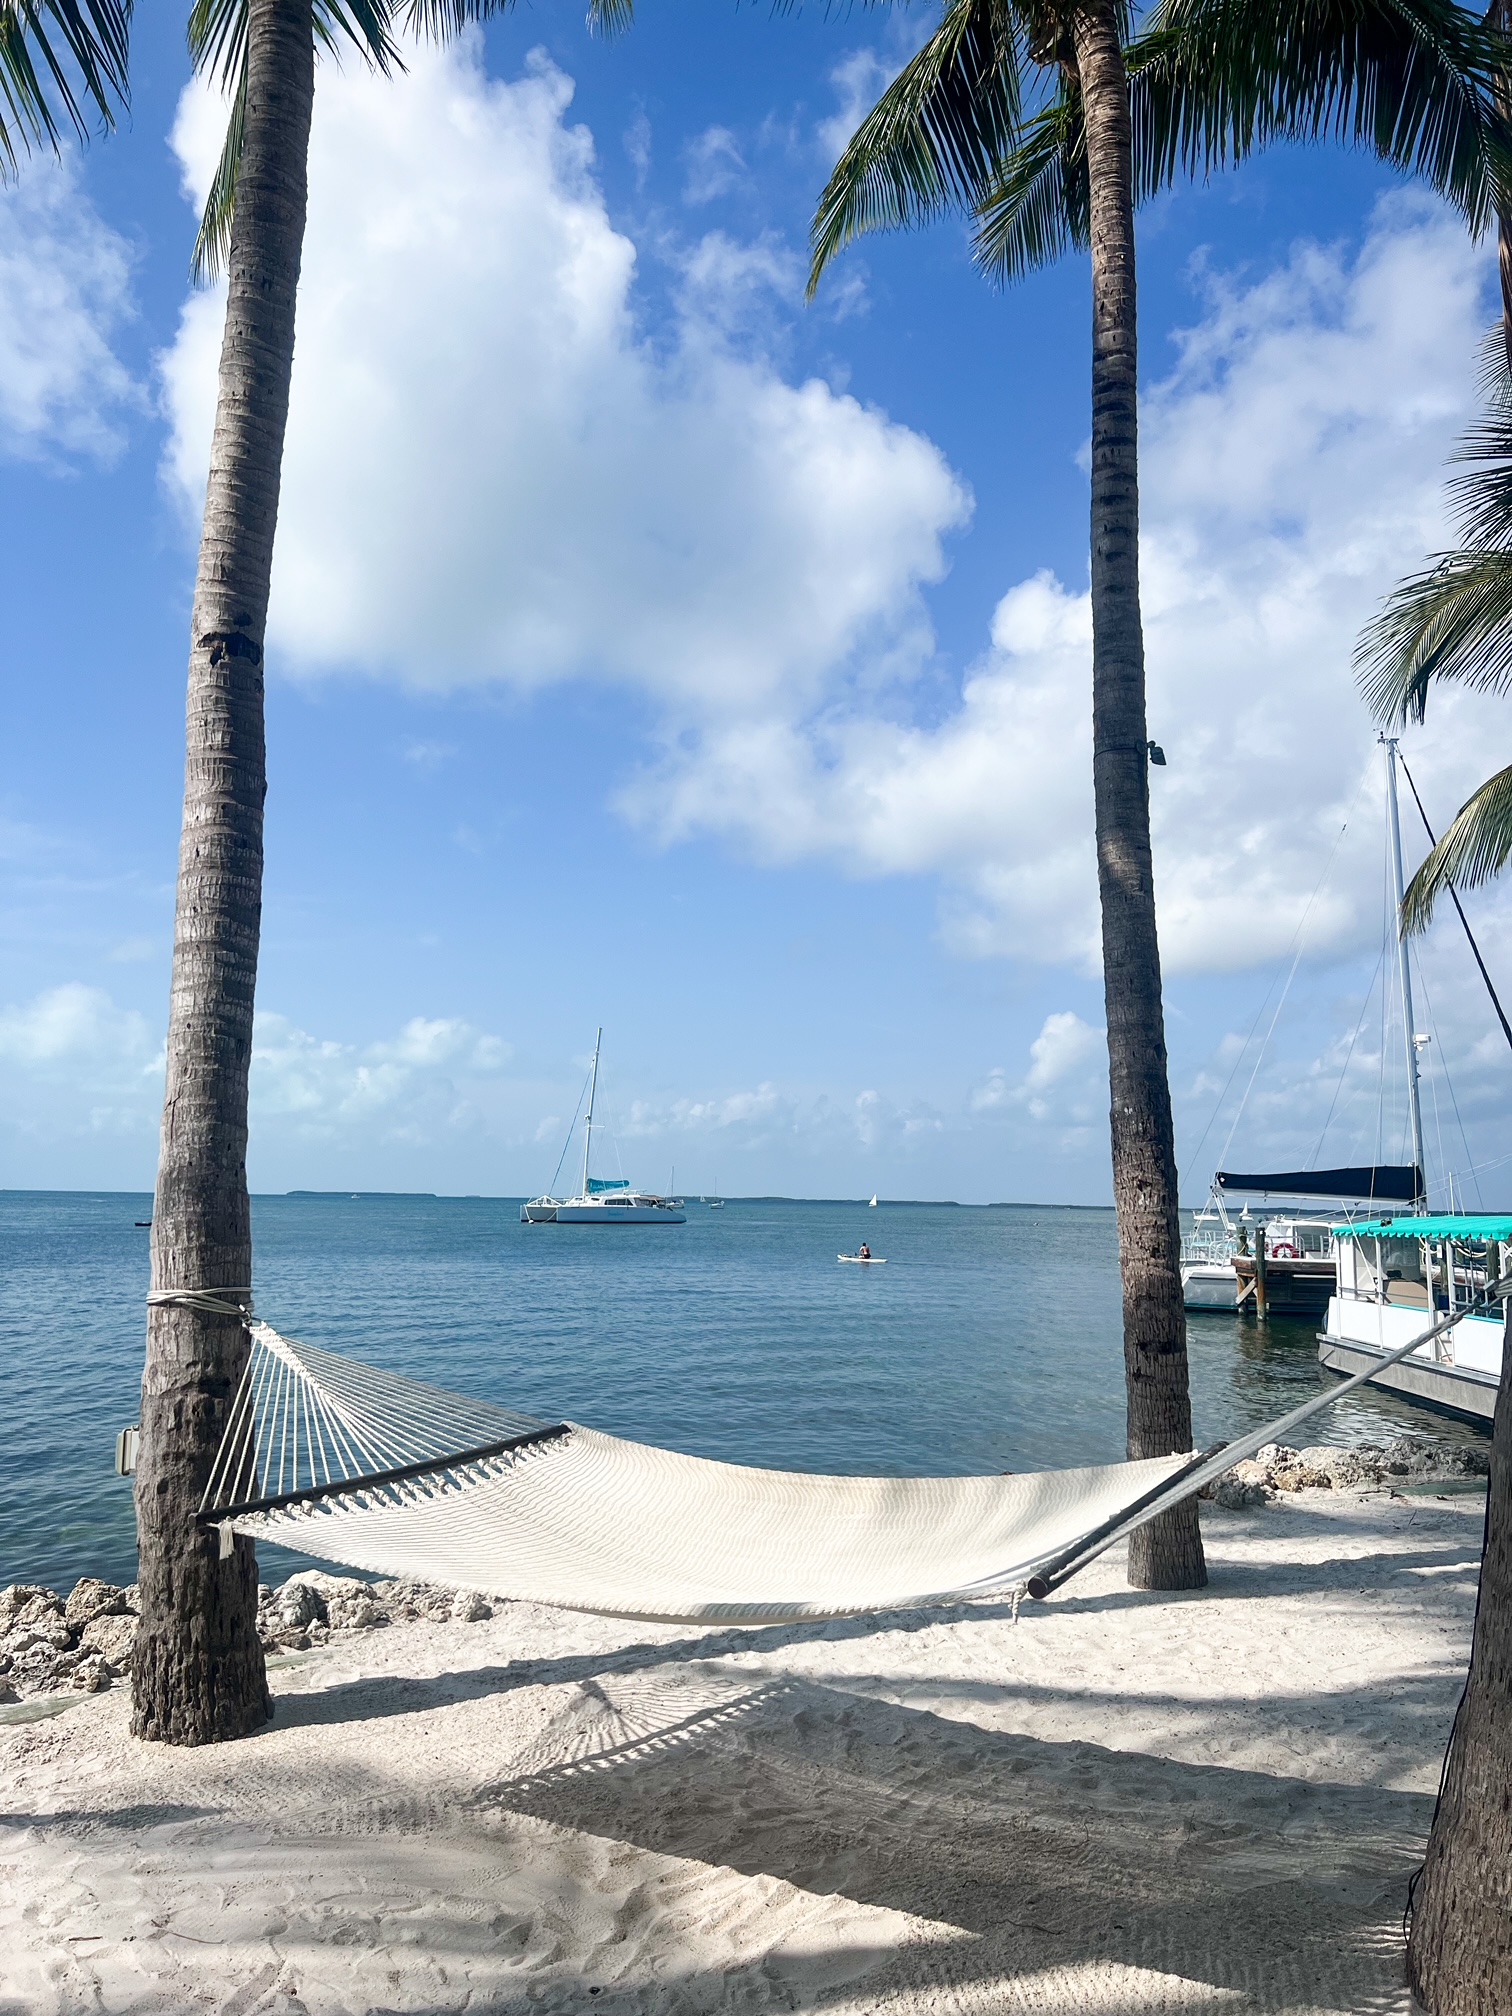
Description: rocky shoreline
xmin=1199 ymin=1432 xmax=1490 ymax=1508
xmin=0 ymin=1433 xmax=1490 ymax=1705
xmin=0 ymin=1571 xmax=496 ymax=1704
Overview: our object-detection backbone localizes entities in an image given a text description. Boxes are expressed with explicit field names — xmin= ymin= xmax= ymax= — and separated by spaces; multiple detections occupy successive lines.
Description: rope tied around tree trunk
xmin=147 ymin=1288 xmax=254 ymax=1318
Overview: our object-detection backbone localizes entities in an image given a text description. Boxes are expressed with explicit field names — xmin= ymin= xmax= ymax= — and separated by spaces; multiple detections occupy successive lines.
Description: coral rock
xmin=80 ymin=1612 xmax=138 ymax=1669
xmin=68 ymin=1654 xmax=113 ymax=1693
xmin=0 ymin=1588 xmax=67 ymax=1640
xmin=64 ymin=1578 xmax=127 ymax=1631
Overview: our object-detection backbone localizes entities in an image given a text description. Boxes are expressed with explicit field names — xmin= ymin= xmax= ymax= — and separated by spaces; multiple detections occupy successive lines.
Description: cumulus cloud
xmin=0 ymin=983 xmax=155 ymax=1067
xmin=162 ymin=41 xmax=967 ymax=721
xmin=252 ymin=1012 xmax=509 ymax=1142
xmin=972 ymin=1010 xmax=1105 ymax=1123
xmin=630 ymin=198 xmax=1501 ymax=975
xmin=0 ymin=985 xmax=163 ymax=1166
xmin=160 ymin=48 xmax=1501 ymax=986
xmin=0 ymin=155 xmax=138 ymax=462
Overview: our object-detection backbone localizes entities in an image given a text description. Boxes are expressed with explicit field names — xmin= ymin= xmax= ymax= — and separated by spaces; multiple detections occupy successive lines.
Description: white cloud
xmin=0 ymin=982 xmax=154 ymax=1066
xmin=1025 ymin=1010 xmax=1103 ymax=1093
xmin=815 ymin=50 xmax=892 ymax=159
xmin=623 ymin=111 xmax=651 ymax=190
xmin=628 ymin=198 xmax=1502 ymax=975
xmin=159 ymin=51 xmax=1501 ymax=988
xmin=0 ymin=154 xmax=138 ymax=462
xmin=161 ymin=41 xmax=967 ymax=722
xmin=972 ymin=1010 xmax=1105 ymax=1123
xmin=0 ymin=985 xmax=162 ymax=1165
xmin=682 ymin=124 xmax=746 ymax=204
xmin=251 ymin=1012 xmax=509 ymax=1139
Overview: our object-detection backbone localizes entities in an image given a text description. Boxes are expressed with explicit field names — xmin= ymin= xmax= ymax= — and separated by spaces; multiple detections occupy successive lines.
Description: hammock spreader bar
xmin=203 ymin=1422 xmax=571 ymax=1524
xmin=1026 ymin=1273 xmax=1512 ymax=1597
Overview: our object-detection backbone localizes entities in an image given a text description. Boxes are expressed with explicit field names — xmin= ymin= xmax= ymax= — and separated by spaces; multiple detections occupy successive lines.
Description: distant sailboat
xmin=869 ymin=1193 xmax=878 ymax=1208
xmin=521 ymin=1032 xmax=686 ymax=1225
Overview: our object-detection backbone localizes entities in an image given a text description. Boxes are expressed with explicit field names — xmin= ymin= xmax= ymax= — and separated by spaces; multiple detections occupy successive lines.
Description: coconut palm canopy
xmin=809 ymin=0 xmax=1512 ymax=295
xmin=0 ymin=0 xmax=131 ymax=171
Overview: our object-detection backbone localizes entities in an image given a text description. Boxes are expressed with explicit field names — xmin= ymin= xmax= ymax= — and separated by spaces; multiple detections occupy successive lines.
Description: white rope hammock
xmin=200 ymin=1324 xmax=1203 ymax=1623
xmin=200 ymin=1286 xmax=1505 ymax=1626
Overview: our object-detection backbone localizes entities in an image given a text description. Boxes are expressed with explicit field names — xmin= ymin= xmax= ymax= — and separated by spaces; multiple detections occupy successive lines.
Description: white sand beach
xmin=0 ymin=1487 xmax=1489 ymax=2016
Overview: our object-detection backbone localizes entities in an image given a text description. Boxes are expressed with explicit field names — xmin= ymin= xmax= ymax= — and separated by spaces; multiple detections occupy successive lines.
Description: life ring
xmin=1270 ymin=1241 xmax=1299 ymax=1259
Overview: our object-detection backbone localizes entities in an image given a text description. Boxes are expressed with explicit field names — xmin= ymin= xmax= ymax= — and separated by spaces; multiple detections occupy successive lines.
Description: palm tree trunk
xmin=132 ymin=0 xmax=313 ymax=1745
xmin=1071 ymin=0 xmax=1205 ymax=1591
xmin=1406 ymin=1300 xmax=1512 ymax=2012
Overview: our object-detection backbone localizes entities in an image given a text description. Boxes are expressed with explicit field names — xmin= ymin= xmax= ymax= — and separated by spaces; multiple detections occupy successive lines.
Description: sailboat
xmin=1314 ymin=738 xmax=1508 ymax=1418
xmin=869 ymin=1193 xmax=878 ymax=1208
xmin=1181 ymin=736 xmax=1426 ymax=1317
xmin=521 ymin=1032 xmax=686 ymax=1225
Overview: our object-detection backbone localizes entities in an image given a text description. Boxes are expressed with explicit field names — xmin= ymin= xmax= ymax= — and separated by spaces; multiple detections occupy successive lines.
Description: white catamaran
xmin=521 ymin=1031 xmax=687 ymax=1225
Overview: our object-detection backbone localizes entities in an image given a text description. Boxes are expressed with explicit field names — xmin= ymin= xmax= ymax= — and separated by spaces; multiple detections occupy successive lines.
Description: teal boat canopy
xmin=1332 ymin=1215 xmax=1512 ymax=1241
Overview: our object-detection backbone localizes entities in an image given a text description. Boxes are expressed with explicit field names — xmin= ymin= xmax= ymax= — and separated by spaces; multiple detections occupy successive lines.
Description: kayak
xmin=838 ymin=1254 xmax=886 ymax=1264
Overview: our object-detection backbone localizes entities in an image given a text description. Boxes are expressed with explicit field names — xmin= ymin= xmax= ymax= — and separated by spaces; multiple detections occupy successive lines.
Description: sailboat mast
xmin=582 ymin=1028 xmax=601 ymax=1199
xmin=1383 ymin=739 xmax=1428 ymax=1205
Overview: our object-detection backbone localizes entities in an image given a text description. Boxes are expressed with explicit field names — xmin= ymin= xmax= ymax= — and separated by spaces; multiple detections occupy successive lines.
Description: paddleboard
xmin=838 ymin=1254 xmax=887 ymax=1264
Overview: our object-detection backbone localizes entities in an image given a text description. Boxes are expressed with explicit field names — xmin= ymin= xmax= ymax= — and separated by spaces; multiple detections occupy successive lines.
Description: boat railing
xmin=1181 ymin=1228 xmax=1236 ymax=1266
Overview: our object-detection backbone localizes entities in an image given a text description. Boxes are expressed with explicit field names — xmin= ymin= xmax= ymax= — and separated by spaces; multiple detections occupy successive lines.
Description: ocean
xmin=2 ymin=1188 xmax=1489 ymax=1596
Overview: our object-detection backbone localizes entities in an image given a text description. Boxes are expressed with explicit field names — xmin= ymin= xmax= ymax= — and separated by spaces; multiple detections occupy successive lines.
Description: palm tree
xmin=134 ymin=0 xmax=588 ymax=1745
xmin=808 ymin=0 xmax=1512 ymax=1591
xmin=1357 ymin=366 xmax=1512 ymax=2014
xmin=0 ymin=0 xmax=130 ymax=173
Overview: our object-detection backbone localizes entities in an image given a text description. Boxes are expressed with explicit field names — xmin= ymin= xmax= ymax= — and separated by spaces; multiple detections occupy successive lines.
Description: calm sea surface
xmin=2 ymin=1189 xmax=1490 ymax=1595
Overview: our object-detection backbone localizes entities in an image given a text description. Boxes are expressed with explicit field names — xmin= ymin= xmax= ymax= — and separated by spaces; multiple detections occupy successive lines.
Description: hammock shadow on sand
xmin=459 ymin=1667 xmax=1432 ymax=2009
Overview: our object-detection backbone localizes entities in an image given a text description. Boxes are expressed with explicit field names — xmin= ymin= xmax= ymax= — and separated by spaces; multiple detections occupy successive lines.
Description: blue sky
xmin=3 ymin=0 xmax=1511 ymax=1205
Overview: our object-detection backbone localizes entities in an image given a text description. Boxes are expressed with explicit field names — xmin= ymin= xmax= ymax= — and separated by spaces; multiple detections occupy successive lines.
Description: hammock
xmin=199 ymin=1297 xmax=1501 ymax=1626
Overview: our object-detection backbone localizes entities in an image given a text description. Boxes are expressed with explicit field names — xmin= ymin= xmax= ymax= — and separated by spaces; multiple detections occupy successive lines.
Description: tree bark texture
xmin=133 ymin=0 xmax=314 ymax=1745
xmin=1406 ymin=1300 xmax=1512 ymax=2012
xmin=1071 ymin=0 xmax=1205 ymax=1591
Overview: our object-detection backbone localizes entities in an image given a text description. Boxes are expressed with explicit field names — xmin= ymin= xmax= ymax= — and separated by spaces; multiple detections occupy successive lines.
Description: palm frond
xmin=809 ymin=0 xmax=1026 ymax=296
xmin=1357 ymin=550 xmax=1512 ymax=722
xmin=191 ymin=50 xmax=243 ymax=282
xmin=1136 ymin=0 xmax=1512 ymax=230
xmin=0 ymin=0 xmax=131 ymax=174
xmin=187 ymin=0 xmax=403 ymax=285
xmin=1403 ymin=761 xmax=1512 ymax=930
xmin=312 ymin=0 xmax=401 ymax=70
xmin=401 ymin=0 xmax=541 ymax=40
xmin=1442 ymin=355 xmax=1512 ymax=546
xmin=190 ymin=0 xmax=400 ymax=92
xmin=185 ymin=0 xmax=242 ymax=89
xmin=971 ymin=79 xmax=1086 ymax=281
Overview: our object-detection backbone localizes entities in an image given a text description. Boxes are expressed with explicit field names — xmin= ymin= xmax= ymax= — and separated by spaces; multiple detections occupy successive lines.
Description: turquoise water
xmin=2 ymin=1189 xmax=1488 ymax=1595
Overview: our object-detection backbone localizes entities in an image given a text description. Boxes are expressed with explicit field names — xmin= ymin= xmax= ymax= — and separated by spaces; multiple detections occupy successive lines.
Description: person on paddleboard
xmin=858 ymin=1242 xmax=871 ymax=1260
